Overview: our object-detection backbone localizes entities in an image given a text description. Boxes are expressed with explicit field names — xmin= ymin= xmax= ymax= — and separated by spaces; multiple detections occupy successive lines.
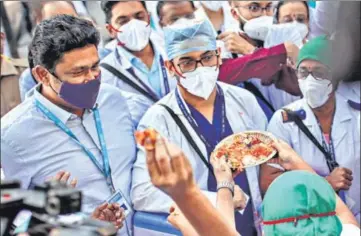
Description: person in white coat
xmin=100 ymin=1 xmax=177 ymax=125
xmin=131 ymin=18 xmax=267 ymax=236
xmin=264 ymin=36 xmax=360 ymax=223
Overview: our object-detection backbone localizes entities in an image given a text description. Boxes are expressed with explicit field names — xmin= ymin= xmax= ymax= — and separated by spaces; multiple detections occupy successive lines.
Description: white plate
xmin=213 ymin=131 xmax=277 ymax=169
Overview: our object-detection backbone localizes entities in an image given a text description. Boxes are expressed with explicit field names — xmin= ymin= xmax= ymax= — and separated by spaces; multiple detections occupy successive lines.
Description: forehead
xmin=162 ymin=2 xmax=194 ymax=18
xmin=111 ymin=1 xmax=146 ymax=19
xmin=279 ymin=2 xmax=308 ymax=16
xmin=42 ymin=2 xmax=77 ymax=19
xmin=55 ymin=45 xmax=99 ymax=72
xmin=233 ymin=1 xmax=272 ymax=7
xmin=299 ymin=60 xmax=327 ymax=69
xmin=175 ymin=50 xmax=209 ymax=61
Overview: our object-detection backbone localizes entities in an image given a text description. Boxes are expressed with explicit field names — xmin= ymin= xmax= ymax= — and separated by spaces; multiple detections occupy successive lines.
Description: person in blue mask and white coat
xmin=131 ymin=18 xmax=267 ymax=236
xmin=264 ymin=36 xmax=360 ymax=223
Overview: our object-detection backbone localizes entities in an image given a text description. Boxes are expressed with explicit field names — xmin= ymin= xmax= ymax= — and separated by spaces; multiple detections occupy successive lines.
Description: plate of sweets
xmin=212 ymin=131 xmax=277 ymax=171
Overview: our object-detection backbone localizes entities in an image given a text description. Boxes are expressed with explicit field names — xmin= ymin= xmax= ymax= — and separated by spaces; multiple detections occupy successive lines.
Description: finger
xmin=168 ymin=143 xmax=189 ymax=177
xmin=218 ymin=31 xmax=232 ymax=40
xmin=344 ymin=173 xmax=353 ymax=182
xmin=70 ymin=178 xmax=78 ymax=188
xmin=92 ymin=202 xmax=108 ymax=218
xmin=343 ymin=168 xmax=353 ymax=176
xmin=145 ymin=137 xmax=161 ymax=179
xmin=53 ymin=171 xmax=65 ymax=181
xmin=155 ymin=137 xmax=173 ymax=176
xmin=60 ymin=172 xmax=70 ymax=183
xmin=103 ymin=208 xmax=116 ymax=221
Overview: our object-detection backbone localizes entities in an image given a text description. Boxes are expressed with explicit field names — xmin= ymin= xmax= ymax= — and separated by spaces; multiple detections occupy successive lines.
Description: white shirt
xmin=1 ymin=84 xmax=137 ymax=235
xmin=267 ymin=95 xmax=361 ymax=221
xmin=341 ymin=224 xmax=361 ymax=236
xmin=337 ymin=81 xmax=360 ymax=102
xmin=131 ymin=82 xmax=267 ymax=229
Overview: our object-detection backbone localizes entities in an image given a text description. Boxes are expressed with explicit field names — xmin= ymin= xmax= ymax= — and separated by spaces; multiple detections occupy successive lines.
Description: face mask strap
xmin=171 ymin=61 xmax=186 ymax=79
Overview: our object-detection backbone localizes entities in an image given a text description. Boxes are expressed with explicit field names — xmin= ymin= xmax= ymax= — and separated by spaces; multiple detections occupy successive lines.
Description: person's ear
xmin=32 ymin=66 xmax=51 ymax=86
xmin=105 ymin=24 xmax=117 ymax=39
xmin=165 ymin=60 xmax=176 ymax=76
xmin=231 ymin=8 xmax=240 ymax=21
xmin=217 ymin=47 xmax=223 ymax=66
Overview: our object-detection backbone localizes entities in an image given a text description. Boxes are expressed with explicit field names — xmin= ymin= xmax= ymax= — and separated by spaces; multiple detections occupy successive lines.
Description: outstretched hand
xmin=144 ymin=136 xmax=197 ymax=200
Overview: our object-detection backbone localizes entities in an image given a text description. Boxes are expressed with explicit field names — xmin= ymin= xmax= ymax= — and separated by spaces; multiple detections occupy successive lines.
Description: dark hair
xmin=156 ymin=1 xmax=195 ymax=20
xmin=274 ymin=1 xmax=309 ymax=23
xmin=29 ymin=14 xmax=100 ymax=73
xmin=101 ymin=1 xmax=147 ymax=23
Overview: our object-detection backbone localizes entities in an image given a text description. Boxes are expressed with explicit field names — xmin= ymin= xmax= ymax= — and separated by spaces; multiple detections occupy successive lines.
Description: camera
xmin=0 ymin=180 xmax=117 ymax=236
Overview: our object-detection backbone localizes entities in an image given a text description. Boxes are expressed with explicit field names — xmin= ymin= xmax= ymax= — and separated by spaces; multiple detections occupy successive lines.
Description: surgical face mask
xmin=243 ymin=16 xmax=273 ymax=41
xmin=180 ymin=66 xmax=219 ymax=100
xmin=298 ymin=75 xmax=333 ymax=109
xmin=52 ymin=74 xmax=101 ymax=109
xmin=201 ymin=1 xmax=223 ymax=12
xmin=116 ymin=19 xmax=151 ymax=51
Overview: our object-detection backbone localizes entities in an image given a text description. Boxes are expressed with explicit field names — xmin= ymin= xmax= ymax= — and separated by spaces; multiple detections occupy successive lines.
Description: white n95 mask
xmin=180 ymin=66 xmax=219 ymax=100
xmin=116 ymin=19 xmax=151 ymax=51
xmin=201 ymin=1 xmax=223 ymax=11
xmin=298 ymin=75 xmax=333 ymax=109
xmin=243 ymin=16 xmax=273 ymax=41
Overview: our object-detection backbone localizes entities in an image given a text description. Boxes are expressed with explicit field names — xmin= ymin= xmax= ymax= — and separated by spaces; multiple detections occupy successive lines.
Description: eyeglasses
xmin=176 ymin=51 xmax=219 ymax=73
xmin=297 ymin=68 xmax=331 ymax=80
xmin=235 ymin=4 xmax=273 ymax=17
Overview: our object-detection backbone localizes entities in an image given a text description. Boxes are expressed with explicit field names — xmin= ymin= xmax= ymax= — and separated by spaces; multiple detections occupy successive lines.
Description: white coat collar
xmin=302 ymin=94 xmax=353 ymax=127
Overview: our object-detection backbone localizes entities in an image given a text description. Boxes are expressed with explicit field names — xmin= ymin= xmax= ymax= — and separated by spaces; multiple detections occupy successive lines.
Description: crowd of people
xmin=0 ymin=1 xmax=360 ymax=236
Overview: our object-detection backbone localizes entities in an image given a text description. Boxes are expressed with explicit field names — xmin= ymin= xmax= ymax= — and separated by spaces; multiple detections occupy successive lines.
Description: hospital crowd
xmin=0 ymin=1 xmax=360 ymax=235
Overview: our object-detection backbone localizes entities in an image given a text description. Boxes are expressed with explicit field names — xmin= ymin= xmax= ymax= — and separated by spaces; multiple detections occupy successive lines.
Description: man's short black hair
xmin=101 ymin=1 xmax=147 ymax=23
xmin=29 ymin=14 xmax=100 ymax=73
xmin=156 ymin=1 xmax=195 ymax=20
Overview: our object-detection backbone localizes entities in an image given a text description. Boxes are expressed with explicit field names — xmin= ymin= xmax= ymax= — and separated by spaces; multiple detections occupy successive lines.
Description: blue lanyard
xmin=35 ymin=100 xmax=115 ymax=193
xmin=116 ymin=48 xmax=170 ymax=101
xmin=175 ymin=85 xmax=226 ymax=150
xmin=315 ymin=108 xmax=337 ymax=164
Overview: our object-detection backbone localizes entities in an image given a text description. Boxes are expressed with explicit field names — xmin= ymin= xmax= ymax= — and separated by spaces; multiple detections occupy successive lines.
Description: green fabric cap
xmin=262 ymin=171 xmax=342 ymax=236
xmin=297 ymin=35 xmax=332 ymax=68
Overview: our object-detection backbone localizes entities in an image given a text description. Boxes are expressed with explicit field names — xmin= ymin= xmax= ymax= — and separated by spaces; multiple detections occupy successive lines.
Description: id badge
xmin=106 ymin=189 xmax=132 ymax=218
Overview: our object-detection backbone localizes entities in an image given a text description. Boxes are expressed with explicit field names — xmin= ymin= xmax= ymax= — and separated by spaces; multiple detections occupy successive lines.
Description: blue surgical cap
xmin=164 ymin=18 xmax=217 ymax=60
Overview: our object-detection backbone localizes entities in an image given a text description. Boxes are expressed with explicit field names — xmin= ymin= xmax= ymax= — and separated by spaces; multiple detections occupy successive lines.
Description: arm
xmin=144 ymin=137 xmax=239 ymax=236
xmin=218 ymin=44 xmax=287 ymax=85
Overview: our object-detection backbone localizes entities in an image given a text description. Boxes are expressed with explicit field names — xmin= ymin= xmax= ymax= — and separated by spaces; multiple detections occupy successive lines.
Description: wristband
xmin=217 ymin=181 xmax=235 ymax=197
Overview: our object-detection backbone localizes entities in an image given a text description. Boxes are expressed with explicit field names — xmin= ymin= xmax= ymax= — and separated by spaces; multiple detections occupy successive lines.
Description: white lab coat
xmin=267 ymin=95 xmax=361 ymax=222
xmin=248 ymin=78 xmax=301 ymax=111
xmin=131 ymin=82 xmax=267 ymax=230
xmin=337 ymin=81 xmax=360 ymax=102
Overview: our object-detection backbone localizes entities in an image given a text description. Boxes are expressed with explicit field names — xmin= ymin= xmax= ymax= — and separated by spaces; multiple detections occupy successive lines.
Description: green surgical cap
xmin=297 ymin=35 xmax=332 ymax=68
xmin=262 ymin=171 xmax=342 ymax=236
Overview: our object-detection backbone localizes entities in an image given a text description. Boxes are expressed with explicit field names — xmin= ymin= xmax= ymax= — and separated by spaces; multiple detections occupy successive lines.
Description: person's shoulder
xmin=97 ymin=83 xmax=127 ymax=107
xmin=220 ymin=82 xmax=257 ymax=101
xmin=271 ymin=99 xmax=307 ymax=124
xmin=138 ymin=91 xmax=176 ymax=126
xmin=100 ymin=49 xmax=117 ymax=65
xmin=1 ymin=99 xmax=36 ymax=139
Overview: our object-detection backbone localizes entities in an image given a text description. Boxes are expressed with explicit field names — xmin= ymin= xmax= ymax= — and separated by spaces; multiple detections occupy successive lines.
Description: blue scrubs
xmin=187 ymin=91 xmax=257 ymax=236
